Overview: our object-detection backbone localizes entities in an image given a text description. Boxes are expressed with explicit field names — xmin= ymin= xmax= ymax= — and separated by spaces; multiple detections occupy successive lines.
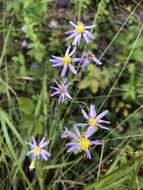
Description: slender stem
xmin=78 ymin=0 xmax=83 ymax=21
xmin=97 ymin=141 xmax=105 ymax=180
xmin=99 ymin=22 xmax=143 ymax=112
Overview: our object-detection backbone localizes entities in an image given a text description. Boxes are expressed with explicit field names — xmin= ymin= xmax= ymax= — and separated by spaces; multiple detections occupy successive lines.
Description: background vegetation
xmin=1 ymin=0 xmax=143 ymax=189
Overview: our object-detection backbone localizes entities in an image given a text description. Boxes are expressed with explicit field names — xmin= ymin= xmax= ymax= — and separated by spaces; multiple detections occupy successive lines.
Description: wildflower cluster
xmin=50 ymin=21 xmax=102 ymax=103
xmin=26 ymin=21 xmax=110 ymax=169
xmin=62 ymin=104 xmax=110 ymax=159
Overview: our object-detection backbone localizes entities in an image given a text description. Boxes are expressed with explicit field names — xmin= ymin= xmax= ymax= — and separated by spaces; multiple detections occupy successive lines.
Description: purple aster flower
xmin=81 ymin=104 xmax=110 ymax=131
xmin=65 ymin=126 xmax=102 ymax=159
xmin=65 ymin=21 xmax=96 ymax=46
xmin=81 ymin=51 xmax=102 ymax=68
xmin=21 ymin=39 xmax=28 ymax=48
xmin=50 ymin=79 xmax=72 ymax=103
xmin=50 ymin=46 xmax=81 ymax=77
xmin=26 ymin=137 xmax=51 ymax=161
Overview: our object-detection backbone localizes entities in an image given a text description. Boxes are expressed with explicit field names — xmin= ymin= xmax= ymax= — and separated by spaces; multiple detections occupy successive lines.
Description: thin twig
xmin=97 ymin=141 xmax=105 ymax=180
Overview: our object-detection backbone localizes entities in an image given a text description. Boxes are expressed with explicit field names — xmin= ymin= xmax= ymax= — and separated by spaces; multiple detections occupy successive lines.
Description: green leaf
xmin=18 ymin=97 xmax=34 ymax=115
xmin=131 ymin=50 xmax=143 ymax=62
xmin=84 ymin=155 xmax=143 ymax=190
xmin=90 ymin=79 xmax=99 ymax=94
xmin=79 ymin=78 xmax=91 ymax=89
xmin=128 ymin=37 xmax=143 ymax=49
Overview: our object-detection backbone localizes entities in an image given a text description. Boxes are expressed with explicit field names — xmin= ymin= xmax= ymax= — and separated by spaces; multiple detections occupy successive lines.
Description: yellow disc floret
xmin=62 ymin=56 xmax=71 ymax=65
xmin=76 ymin=23 xmax=85 ymax=33
xmin=33 ymin=146 xmax=41 ymax=156
xmin=86 ymin=52 xmax=94 ymax=59
xmin=79 ymin=137 xmax=90 ymax=151
xmin=88 ymin=118 xmax=97 ymax=126
xmin=59 ymin=86 xmax=65 ymax=93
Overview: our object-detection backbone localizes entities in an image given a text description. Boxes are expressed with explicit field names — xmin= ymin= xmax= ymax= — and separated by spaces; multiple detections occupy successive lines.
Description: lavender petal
xmin=50 ymin=86 xmax=59 ymax=90
xmin=69 ymin=64 xmax=77 ymax=74
xmin=65 ymin=29 xmax=76 ymax=34
xmin=90 ymin=140 xmax=102 ymax=145
xmin=81 ymin=59 xmax=90 ymax=68
xmin=74 ymin=125 xmax=81 ymax=138
xmin=50 ymin=91 xmax=60 ymax=96
xmin=61 ymin=65 xmax=68 ymax=77
xmin=52 ymin=55 xmax=62 ymax=59
xmin=83 ymin=33 xmax=90 ymax=43
xmin=26 ymin=142 xmax=35 ymax=148
xmin=81 ymin=109 xmax=89 ymax=119
xmin=73 ymin=58 xmax=83 ymax=62
xmin=32 ymin=136 xmax=37 ymax=145
xmin=67 ymin=144 xmax=79 ymax=152
xmin=67 ymin=32 xmax=77 ymax=40
xmin=72 ymin=34 xmax=81 ymax=46
xmin=86 ymin=150 xmax=91 ymax=159
xmin=41 ymin=150 xmax=51 ymax=157
xmin=40 ymin=141 xmax=49 ymax=148
xmin=98 ymin=119 xmax=111 ymax=124
xmin=69 ymin=21 xmax=77 ymax=27
xmin=67 ymin=130 xmax=79 ymax=140
xmin=65 ymin=46 xmax=71 ymax=56
xmin=89 ymin=104 xmax=96 ymax=118
xmin=26 ymin=150 xmax=33 ymax=156
xmin=92 ymin=57 xmax=102 ymax=65
xmin=41 ymin=152 xmax=48 ymax=160
xmin=65 ymin=92 xmax=72 ymax=99
xmin=39 ymin=137 xmax=45 ymax=145
xmin=65 ymin=142 xmax=79 ymax=147
xmin=96 ymin=110 xmax=109 ymax=120
xmin=86 ymin=126 xmax=96 ymax=138
xmin=99 ymin=125 xmax=109 ymax=130
xmin=69 ymin=47 xmax=76 ymax=56
xmin=52 ymin=62 xmax=63 ymax=67
xmin=84 ymin=30 xmax=95 ymax=39
xmin=85 ymin=25 xmax=96 ymax=29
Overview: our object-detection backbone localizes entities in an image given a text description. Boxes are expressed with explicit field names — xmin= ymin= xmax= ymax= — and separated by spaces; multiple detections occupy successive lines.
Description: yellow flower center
xmin=88 ymin=118 xmax=97 ymax=126
xmin=62 ymin=56 xmax=71 ymax=65
xmin=59 ymin=86 xmax=65 ymax=93
xmin=76 ymin=23 xmax=85 ymax=33
xmin=79 ymin=137 xmax=90 ymax=151
xmin=86 ymin=52 xmax=94 ymax=59
xmin=33 ymin=146 xmax=41 ymax=156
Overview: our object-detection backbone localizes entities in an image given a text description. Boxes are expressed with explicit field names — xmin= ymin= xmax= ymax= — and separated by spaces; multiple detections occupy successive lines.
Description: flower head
xmin=81 ymin=104 xmax=110 ymax=130
xmin=26 ymin=137 xmax=51 ymax=161
xmin=81 ymin=51 xmax=102 ymax=68
xmin=65 ymin=21 xmax=96 ymax=46
xmin=50 ymin=46 xmax=81 ymax=77
xmin=21 ymin=39 xmax=28 ymax=48
xmin=64 ymin=126 xmax=102 ymax=159
xmin=50 ymin=79 xmax=72 ymax=103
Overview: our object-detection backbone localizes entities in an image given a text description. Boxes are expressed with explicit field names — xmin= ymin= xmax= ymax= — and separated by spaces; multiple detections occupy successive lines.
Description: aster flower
xmin=65 ymin=21 xmax=96 ymax=46
xmin=81 ymin=51 xmax=102 ymax=68
xmin=21 ymin=39 xmax=28 ymax=48
xmin=65 ymin=126 xmax=102 ymax=159
xmin=81 ymin=104 xmax=110 ymax=130
xmin=50 ymin=79 xmax=72 ymax=103
xmin=50 ymin=46 xmax=81 ymax=77
xmin=26 ymin=137 xmax=51 ymax=161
